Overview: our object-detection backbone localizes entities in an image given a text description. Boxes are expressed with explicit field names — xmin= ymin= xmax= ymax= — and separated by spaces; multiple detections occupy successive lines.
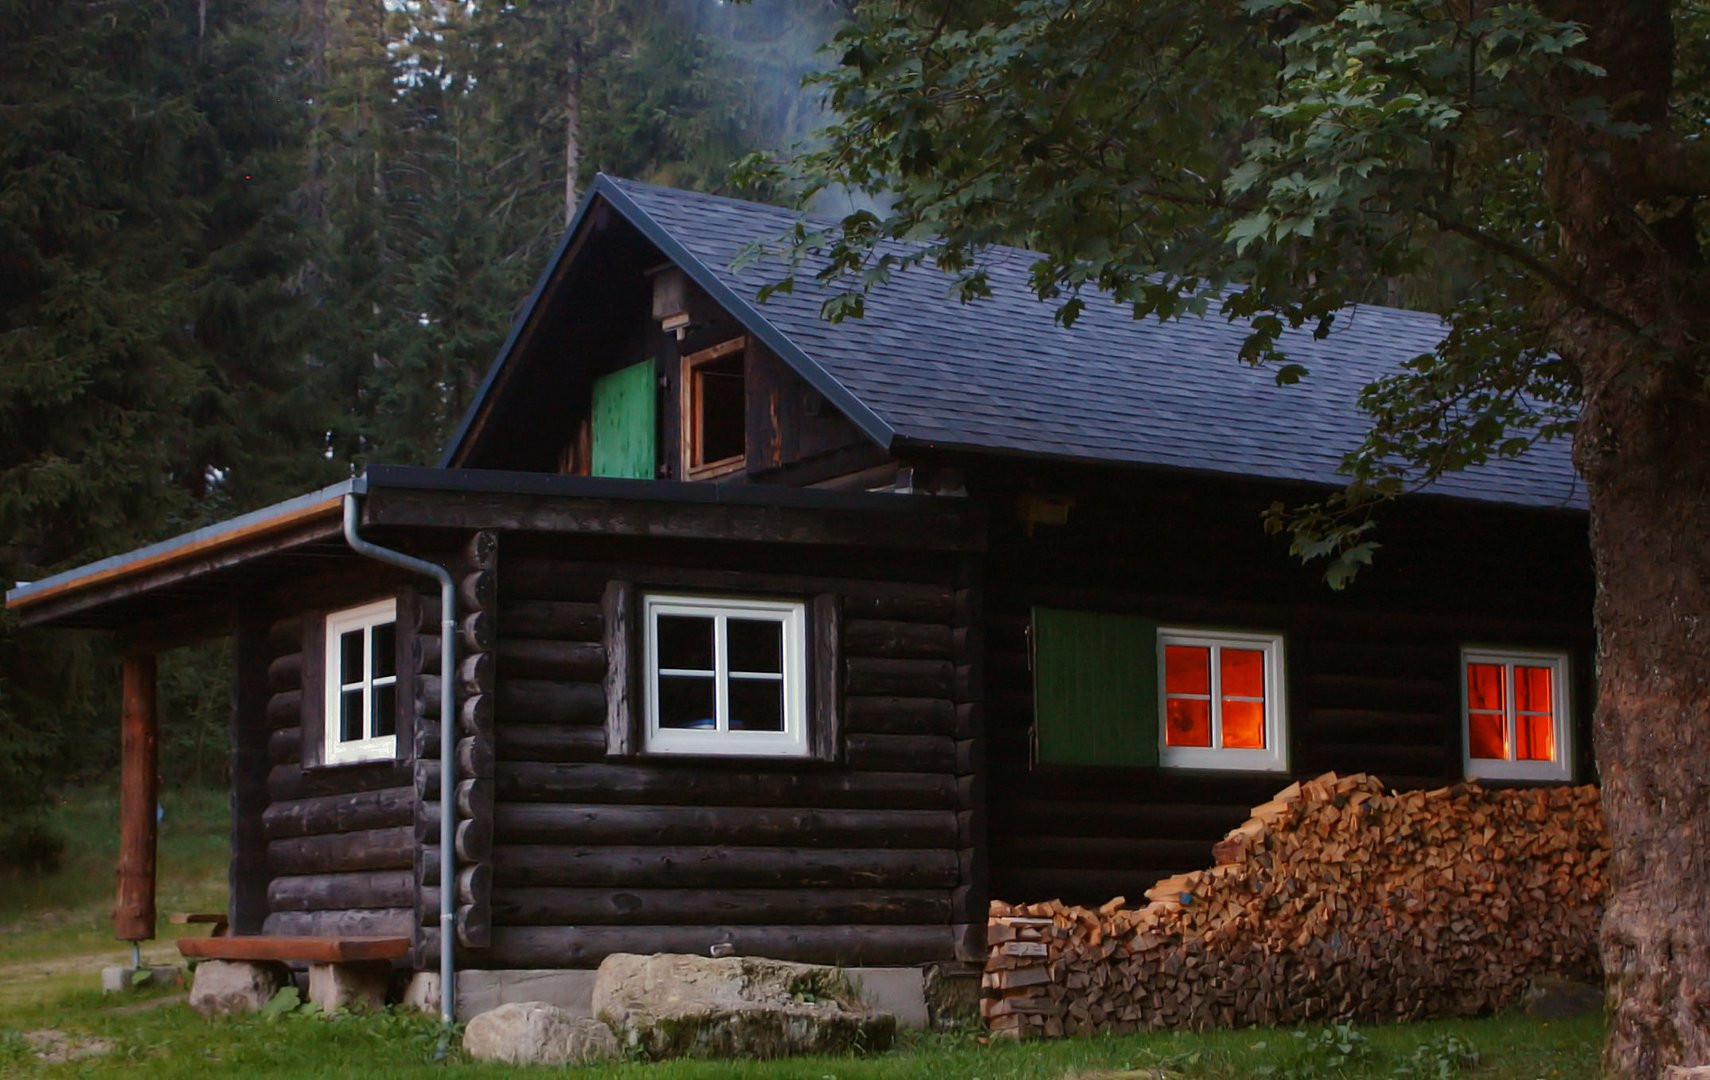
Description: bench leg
xmin=308 ymin=960 xmax=391 ymax=1014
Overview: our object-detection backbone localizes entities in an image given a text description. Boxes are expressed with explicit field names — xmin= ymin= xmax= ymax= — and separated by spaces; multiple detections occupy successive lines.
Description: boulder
xmin=188 ymin=959 xmax=290 ymax=1016
xmin=592 ymin=953 xmax=896 ymax=1059
xmin=462 ymin=1002 xmax=620 ymax=1066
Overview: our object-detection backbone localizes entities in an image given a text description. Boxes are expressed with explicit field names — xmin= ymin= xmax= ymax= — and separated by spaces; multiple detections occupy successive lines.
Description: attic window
xmin=683 ymin=338 xmax=746 ymax=478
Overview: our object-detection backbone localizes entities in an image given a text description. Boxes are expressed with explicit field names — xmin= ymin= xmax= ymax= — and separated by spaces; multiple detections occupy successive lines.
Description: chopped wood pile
xmin=983 ymin=773 xmax=1607 ymax=1039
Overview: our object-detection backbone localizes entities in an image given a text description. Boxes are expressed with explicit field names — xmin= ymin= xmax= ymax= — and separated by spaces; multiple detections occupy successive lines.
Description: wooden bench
xmin=178 ymin=935 xmax=410 ymax=1012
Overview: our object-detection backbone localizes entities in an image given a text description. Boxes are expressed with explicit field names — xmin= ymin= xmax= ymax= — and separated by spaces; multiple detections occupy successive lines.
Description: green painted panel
xmin=1032 ymin=607 xmax=1158 ymax=768
xmin=591 ymin=360 xmax=657 ymax=479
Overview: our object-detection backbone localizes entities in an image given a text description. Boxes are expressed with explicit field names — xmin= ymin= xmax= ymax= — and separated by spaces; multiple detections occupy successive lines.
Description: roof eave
xmin=439 ymin=175 xmax=898 ymax=469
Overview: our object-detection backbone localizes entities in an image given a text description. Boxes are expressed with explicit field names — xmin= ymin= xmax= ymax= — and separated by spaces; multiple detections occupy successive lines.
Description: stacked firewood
xmin=983 ymin=773 xmax=1607 ymax=1040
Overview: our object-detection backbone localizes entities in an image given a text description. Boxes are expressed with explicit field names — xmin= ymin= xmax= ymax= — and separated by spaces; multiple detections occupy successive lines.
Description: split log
xmin=267 ymin=825 xmax=414 ymax=875
xmin=501 ymin=600 xmax=602 ymax=641
xmin=262 ymin=787 xmax=415 ymax=840
xmin=418 ymin=843 xmax=959 ymax=890
xmin=494 ymin=762 xmax=958 ymax=810
xmin=496 ymin=679 xmax=604 ymax=724
xmin=268 ymin=870 xmax=415 ymax=912
xmin=488 ymin=886 xmax=951 ymax=927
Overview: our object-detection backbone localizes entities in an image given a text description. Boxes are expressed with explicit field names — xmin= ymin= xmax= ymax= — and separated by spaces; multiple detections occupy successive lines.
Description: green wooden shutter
xmin=590 ymin=360 xmax=657 ymax=479
xmin=1032 ymin=607 xmax=1159 ymax=767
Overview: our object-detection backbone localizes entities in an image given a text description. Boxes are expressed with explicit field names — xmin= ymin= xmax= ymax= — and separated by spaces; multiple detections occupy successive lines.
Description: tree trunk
xmin=566 ymin=40 xmax=582 ymax=223
xmin=1543 ymin=3 xmax=1710 ymax=1077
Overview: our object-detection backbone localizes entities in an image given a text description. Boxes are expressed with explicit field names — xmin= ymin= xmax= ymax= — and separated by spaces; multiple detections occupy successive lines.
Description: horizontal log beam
xmin=489 ymin=887 xmax=951 ymax=927
xmin=498 ymin=639 xmax=606 ymax=681
xmin=268 ymin=870 xmax=415 ymax=912
xmin=267 ymin=825 xmax=414 ymax=875
xmin=494 ymin=763 xmax=958 ymax=810
xmin=418 ymin=923 xmax=955 ymax=968
xmin=423 ymin=844 xmax=959 ymax=890
xmin=500 ymin=601 xmax=602 ymax=641
xmin=492 ymin=803 xmax=959 ymax=849
xmin=262 ymin=787 xmax=415 ymax=840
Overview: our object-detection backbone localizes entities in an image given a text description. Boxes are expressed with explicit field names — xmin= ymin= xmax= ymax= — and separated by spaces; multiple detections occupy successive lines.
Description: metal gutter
xmin=5 ymin=479 xmax=356 ymax=612
xmin=340 ymin=494 xmax=457 ymax=1031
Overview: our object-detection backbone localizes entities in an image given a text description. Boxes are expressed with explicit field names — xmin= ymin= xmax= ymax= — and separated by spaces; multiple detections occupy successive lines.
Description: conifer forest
xmin=0 ymin=0 xmax=847 ymax=834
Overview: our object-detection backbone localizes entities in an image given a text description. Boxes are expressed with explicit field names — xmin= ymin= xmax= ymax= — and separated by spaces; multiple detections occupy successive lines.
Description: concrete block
xmin=847 ymin=967 xmax=929 ymax=1029
xmin=308 ymin=960 xmax=391 ymax=1013
xmin=100 ymin=965 xmax=181 ymax=993
xmin=403 ymin=968 xmax=598 ymax=1020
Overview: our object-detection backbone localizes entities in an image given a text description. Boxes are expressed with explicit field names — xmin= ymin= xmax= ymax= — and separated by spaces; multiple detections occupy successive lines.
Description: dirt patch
xmin=23 ymin=1029 xmax=113 ymax=1064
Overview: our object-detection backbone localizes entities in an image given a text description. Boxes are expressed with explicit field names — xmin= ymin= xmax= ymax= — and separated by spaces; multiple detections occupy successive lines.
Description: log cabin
xmin=5 ymin=176 xmax=1592 ymax=1018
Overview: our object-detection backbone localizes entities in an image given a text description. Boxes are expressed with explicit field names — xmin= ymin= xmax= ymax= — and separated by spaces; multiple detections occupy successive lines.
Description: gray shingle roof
xmin=483 ymin=175 xmax=1586 ymax=510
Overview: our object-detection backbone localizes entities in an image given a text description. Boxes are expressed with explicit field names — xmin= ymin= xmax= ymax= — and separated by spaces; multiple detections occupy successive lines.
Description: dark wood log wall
xmin=977 ymin=468 xmax=1596 ymax=909
xmin=257 ymin=586 xmax=419 ymax=940
xmin=438 ymin=538 xmax=972 ymax=970
xmin=413 ymin=531 xmax=499 ymax=960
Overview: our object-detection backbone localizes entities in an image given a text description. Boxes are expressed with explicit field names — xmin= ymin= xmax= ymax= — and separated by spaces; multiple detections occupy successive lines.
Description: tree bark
xmin=1541 ymin=3 xmax=1710 ymax=1077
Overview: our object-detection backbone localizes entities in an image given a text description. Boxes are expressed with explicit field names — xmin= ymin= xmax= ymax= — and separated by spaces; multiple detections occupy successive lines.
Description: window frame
xmin=1155 ymin=627 xmax=1288 ymax=773
xmin=679 ymin=337 xmax=748 ymax=480
xmin=641 ymin=593 xmax=809 ymax=758
xmin=1460 ymin=646 xmax=1573 ymax=782
xmin=321 ymin=597 xmax=400 ymax=766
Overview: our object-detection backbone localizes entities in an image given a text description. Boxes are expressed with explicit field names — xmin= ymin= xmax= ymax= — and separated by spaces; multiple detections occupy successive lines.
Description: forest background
xmin=0 ymin=0 xmax=849 ymax=858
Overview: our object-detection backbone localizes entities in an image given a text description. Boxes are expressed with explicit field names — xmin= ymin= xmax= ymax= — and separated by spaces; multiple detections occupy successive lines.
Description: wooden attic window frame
xmin=681 ymin=336 xmax=748 ymax=480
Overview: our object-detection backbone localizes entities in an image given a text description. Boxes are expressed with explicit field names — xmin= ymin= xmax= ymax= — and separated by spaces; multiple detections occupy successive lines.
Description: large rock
xmin=188 ymin=960 xmax=290 ymax=1016
xmin=592 ymin=953 xmax=896 ymax=1059
xmin=462 ymin=1002 xmax=620 ymax=1066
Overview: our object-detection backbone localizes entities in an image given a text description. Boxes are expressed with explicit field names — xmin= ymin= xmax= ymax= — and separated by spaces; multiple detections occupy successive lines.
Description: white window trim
xmin=643 ymin=594 xmax=808 ymax=757
xmin=1461 ymin=646 xmax=1573 ymax=782
xmin=323 ymin=597 xmax=399 ymax=766
xmin=1156 ymin=628 xmax=1288 ymax=773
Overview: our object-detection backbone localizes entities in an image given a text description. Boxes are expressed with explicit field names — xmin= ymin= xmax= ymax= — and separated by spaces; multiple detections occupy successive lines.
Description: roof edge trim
xmin=5 ymin=479 xmax=356 ymax=613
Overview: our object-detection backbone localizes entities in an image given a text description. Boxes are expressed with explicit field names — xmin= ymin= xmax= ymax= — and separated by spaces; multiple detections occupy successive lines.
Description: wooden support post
xmin=116 ymin=654 xmax=159 ymax=942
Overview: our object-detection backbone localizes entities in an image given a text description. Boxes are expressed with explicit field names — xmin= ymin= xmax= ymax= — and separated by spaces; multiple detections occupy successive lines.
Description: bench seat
xmin=177 ymin=934 xmax=409 ymax=964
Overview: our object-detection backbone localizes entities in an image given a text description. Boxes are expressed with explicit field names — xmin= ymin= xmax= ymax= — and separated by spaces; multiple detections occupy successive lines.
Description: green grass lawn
xmin=0 ymin=785 xmax=1605 ymax=1077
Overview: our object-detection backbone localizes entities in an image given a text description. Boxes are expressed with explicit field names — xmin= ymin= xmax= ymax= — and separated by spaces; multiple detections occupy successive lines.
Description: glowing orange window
xmin=1462 ymin=650 xmax=1570 ymax=781
xmin=1159 ymin=630 xmax=1284 ymax=771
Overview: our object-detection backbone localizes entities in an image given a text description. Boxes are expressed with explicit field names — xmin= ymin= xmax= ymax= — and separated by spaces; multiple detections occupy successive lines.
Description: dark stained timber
xmin=495 ymin=763 xmax=958 ymax=810
xmin=492 ymin=803 xmax=959 ymax=848
xmin=490 ymin=887 xmax=951 ymax=926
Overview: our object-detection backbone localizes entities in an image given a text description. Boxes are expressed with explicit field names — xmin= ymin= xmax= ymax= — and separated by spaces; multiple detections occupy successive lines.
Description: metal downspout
xmin=341 ymin=494 xmax=456 ymax=1030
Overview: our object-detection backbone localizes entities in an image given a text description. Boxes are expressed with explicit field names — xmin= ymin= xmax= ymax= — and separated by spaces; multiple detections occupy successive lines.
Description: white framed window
xmin=1461 ymin=647 xmax=1572 ymax=782
xmin=1156 ymin=628 xmax=1287 ymax=772
xmin=643 ymin=594 xmax=807 ymax=757
xmin=323 ymin=598 xmax=399 ymax=765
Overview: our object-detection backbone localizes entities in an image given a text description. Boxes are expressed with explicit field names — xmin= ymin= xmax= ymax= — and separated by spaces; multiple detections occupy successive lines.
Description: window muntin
xmin=1462 ymin=648 xmax=1571 ymax=781
xmin=682 ymin=338 xmax=746 ymax=478
xmin=323 ymin=598 xmax=399 ymax=765
xmin=644 ymin=594 xmax=806 ymax=756
xmin=1157 ymin=629 xmax=1287 ymax=771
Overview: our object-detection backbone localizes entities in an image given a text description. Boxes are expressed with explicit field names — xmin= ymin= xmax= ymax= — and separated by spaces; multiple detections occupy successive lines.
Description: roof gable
xmin=446 ymin=175 xmax=1584 ymax=511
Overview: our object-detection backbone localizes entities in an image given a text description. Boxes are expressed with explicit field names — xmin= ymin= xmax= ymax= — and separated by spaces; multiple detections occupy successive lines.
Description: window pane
xmin=1221 ymin=649 xmax=1265 ymax=699
xmin=1165 ymin=646 xmax=1211 ymax=695
xmin=340 ymin=629 xmax=364 ymax=684
xmin=372 ymin=622 xmax=396 ymax=680
xmin=1466 ymin=663 xmax=1504 ymax=713
xmin=1164 ymin=697 xmax=1212 ymax=747
xmin=1467 ymin=711 xmax=1507 ymax=759
xmin=340 ymin=688 xmax=364 ymax=743
xmin=658 ymin=675 xmax=716 ymax=729
xmin=1515 ymin=665 xmax=1552 ymax=714
xmin=657 ymin=615 xmax=714 ymax=671
xmin=1516 ymin=711 xmax=1555 ymax=761
xmin=373 ymin=682 xmax=396 ymax=739
xmin=729 ymin=677 xmax=785 ymax=732
xmin=728 ymin=618 xmax=782 ymax=674
xmin=695 ymin=356 xmax=745 ymax=465
xmin=1222 ymin=699 xmax=1266 ymax=749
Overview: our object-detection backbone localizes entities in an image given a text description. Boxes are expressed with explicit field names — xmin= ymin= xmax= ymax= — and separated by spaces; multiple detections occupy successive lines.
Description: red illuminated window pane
xmin=1516 ymin=711 xmax=1555 ymax=761
xmin=1165 ymin=698 xmax=1212 ymax=747
xmin=1467 ymin=711 xmax=1507 ymax=759
xmin=1165 ymin=646 xmax=1211 ymax=695
xmin=1221 ymin=649 xmax=1265 ymax=699
xmin=1466 ymin=663 xmax=1505 ymax=713
xmin=1222 ymin=699 xmax=1266 ymax=749
xmin=1515 ymin=666 xmax=1553 ymax=714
